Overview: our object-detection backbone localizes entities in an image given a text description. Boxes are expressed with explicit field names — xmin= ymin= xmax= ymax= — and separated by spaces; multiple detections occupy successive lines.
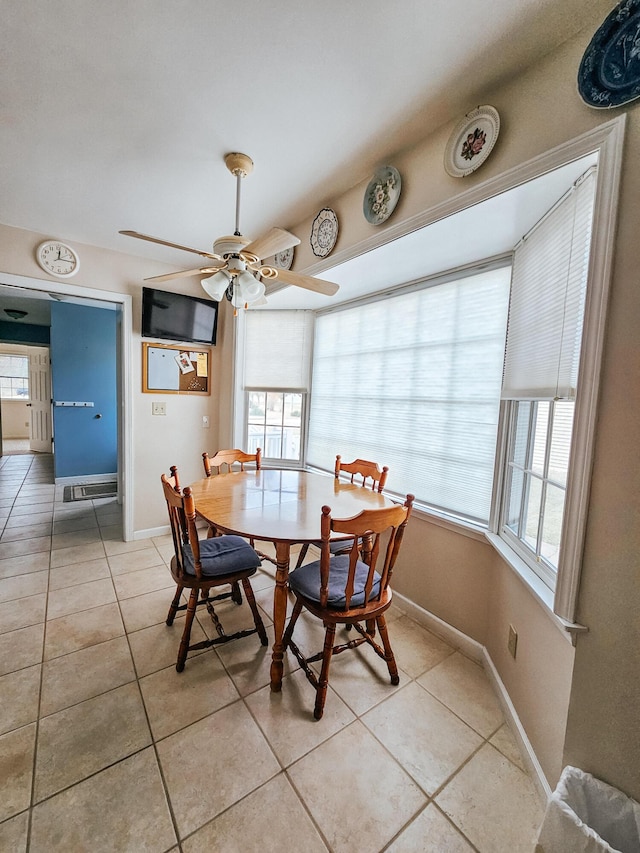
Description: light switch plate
xmin=152 ymin=402 xmax=166 ymax=416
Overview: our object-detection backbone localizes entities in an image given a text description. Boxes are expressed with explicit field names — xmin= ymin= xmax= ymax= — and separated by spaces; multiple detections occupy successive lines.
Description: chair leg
xmin=314 ymin=623 xmax=336 ymax=720
xmin=376 ymin=614 xmax=399 ymax=685
xmin=241 ymin=578 xmax=268 ymax=646
xmin=294 ymin=544 xmax=309 ymax=569
xmin=231 ymin=581 xmax=243 ymax=605
xmin=166 ymin=584 xmax=183 ymax=626
xmin=176 ymin=588 xmax=199 ymax=672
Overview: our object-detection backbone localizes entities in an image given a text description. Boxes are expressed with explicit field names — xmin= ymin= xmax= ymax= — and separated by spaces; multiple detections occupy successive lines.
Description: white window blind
xmin=501 ymin=168 xmax=596 ymax=401
xmin=307 ymin=268 xmax=511 ymax=523
xmin=244 ymin=310 xmax=314 ymax=389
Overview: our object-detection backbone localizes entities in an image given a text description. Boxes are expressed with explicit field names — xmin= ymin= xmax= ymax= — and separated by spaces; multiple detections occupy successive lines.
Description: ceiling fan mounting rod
xmin=224 ymin=152 xmax=254 ymax=237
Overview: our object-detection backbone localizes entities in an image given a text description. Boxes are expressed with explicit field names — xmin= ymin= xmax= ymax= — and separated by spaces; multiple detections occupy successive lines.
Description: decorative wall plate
xmin=273 ymin=245 xmax=294 ymax=270
xmin=363 ymin=165 xmax=402 ymax=225
xmin=578 ymin=0 xmax=640 ymax=109
xmin=444 ymin=105 xmax=500 ymax=178
xmin=310 ymin=208 xmax=339 ymax=258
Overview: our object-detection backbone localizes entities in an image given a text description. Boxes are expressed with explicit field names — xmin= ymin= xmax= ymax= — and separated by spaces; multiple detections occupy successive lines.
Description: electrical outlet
xmin=202 ymin=415 xmax=210 ymax=428
xmin=508 ymin=624 xmax=518 ymax=659
xmin=152 ymin=402 xmax=166 ymax=416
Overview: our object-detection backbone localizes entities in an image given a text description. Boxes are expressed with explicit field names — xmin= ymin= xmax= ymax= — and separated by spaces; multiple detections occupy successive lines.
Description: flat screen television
xmin=141 ymin=287 xmax=218 ymax=346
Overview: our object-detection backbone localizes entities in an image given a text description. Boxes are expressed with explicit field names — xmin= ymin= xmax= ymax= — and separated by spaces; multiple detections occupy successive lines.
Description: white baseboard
xmin=393 ymin=590 xmax=484 ymax=662
xmin=482 ymin=650 xmax=552 ymax=804
xmin=393 ymin=590 xmax=550 ymax=806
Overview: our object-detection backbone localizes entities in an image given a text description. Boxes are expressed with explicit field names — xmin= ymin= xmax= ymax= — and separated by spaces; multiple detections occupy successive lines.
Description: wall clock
xmin=310 ymin=208 xmax=339 ymax=258
xmin=578 ymin=0 xmax=640 ymax=109
xmin=36 ymin=240 xmax=80 ymax=277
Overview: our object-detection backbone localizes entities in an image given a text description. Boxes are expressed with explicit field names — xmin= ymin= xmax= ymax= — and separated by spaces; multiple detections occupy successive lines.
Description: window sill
xmin=484 ymin=531 xmax=587 ymax=645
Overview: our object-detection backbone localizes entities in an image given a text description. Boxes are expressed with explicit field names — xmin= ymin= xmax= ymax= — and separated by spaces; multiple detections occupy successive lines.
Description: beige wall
xmin=1 ymin=0 xmax=637 ymax=799
xmin=0 ymin=401 xmax=29 ymax=438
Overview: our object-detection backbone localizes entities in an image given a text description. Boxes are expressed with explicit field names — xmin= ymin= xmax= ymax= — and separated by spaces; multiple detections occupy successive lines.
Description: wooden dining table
xmin=188 ymin=468 xmax=397 ymax=691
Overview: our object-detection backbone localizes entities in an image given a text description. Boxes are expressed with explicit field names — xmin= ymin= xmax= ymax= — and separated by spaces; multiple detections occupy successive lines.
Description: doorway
xmin=0 ymin=273 xmax=133 ymax=539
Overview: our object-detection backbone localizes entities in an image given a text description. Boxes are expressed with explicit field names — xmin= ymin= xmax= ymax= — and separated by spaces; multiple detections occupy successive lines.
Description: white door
xmin=28 ymin=348 xmax=52 ymax=452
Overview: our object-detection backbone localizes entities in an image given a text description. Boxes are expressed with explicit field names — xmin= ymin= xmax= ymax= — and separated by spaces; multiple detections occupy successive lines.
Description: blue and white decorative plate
xmin=363 ymin=166 xmax=402 ymax=225
xmin=578 ymin=0 xmax=640 ymax=109
xmin=310 ymin=208 xmax=339 ymax=258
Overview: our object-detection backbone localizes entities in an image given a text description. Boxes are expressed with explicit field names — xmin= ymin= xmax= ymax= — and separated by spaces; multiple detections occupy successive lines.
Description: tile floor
xmin=0 ymin=453 xmax=544 ymax=852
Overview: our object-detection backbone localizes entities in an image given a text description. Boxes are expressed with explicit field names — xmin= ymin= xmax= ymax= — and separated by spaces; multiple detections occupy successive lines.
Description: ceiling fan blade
xmin=143 ymin=265 xmax=224 ymax=283
xmin=268 ymin=267 xmax=339 ymax=296
xmin=243 ymin=227 xmax=300 ymax=261
xmin=119 ymin=230 xmax=221 ymax=260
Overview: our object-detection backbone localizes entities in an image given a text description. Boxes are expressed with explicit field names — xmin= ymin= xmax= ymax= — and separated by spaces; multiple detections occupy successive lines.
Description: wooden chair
xmin=283 ymin=494 xmax=414 ymax=719
xmin=202 ymin=447 xmax=262 ymax=544
xmin=161 ymin=466 xmax=268 ymax=672
xmin=293 ymin=455 xmax=389 ymax=569
xmin=202 ymin=447 xmax=261 ymax=477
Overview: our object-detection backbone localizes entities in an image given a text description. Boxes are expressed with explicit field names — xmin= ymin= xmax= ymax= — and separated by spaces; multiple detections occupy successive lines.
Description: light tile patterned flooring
xmin=0 ymin=453 xmax=544 ymax=852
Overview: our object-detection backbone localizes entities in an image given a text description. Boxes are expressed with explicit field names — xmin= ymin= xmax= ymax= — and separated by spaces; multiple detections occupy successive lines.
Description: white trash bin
xmin=536 ymin=766 xmax=640 ymax=853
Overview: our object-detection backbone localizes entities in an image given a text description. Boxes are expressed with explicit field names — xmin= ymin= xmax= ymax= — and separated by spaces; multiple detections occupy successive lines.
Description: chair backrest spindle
xmin=334 ymin=455 xmax=388 ymax=492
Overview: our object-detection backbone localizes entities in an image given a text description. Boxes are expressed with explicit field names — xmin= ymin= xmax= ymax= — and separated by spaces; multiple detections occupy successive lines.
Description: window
xmin=501 ymin=400 xmax=574 ymax=587
xmin=247 ymin=390 xmax=304 ymax=461
xmin=496 ymin=167 xmax=596 ymax=593
xmin=240 ymin=310 xmax=313 ymax=465
xmin=307 ymin=265 xmax=511 ymax=523
xmin=0 ymin=354 xmax=29 ymax=400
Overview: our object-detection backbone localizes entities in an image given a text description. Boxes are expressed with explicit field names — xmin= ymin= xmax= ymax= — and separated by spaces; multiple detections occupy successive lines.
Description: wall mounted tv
xmin=141 ymin=287 xmax=218 ymax=346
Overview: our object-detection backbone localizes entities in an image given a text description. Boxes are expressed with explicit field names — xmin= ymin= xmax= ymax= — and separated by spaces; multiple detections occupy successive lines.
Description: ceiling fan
xmin=120 ymin=152 xmax=339 ymax=309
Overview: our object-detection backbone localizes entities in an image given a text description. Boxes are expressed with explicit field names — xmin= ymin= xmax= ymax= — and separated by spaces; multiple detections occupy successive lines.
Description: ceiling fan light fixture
xmin=237 ymin=271 xmax=265 ymax=304
xmin=201 ymin=270 xmax=231 ymax=301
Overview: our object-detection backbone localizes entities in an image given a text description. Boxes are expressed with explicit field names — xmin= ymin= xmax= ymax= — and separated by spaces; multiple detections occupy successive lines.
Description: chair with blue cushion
xmin=161 ymin=467 xmax=268 ymax=672
xmin=293 ymin=455 xmax=390 ymax=570
xmin=283 ymin=494 xmax=414 ymax=719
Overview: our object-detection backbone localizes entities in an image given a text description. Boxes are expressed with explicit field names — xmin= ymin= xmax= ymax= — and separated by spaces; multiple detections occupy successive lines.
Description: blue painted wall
xmin=0 ymin=321 xmax=49 ymax=345
xmin=50 ymin=302 xmax=117 ymax=478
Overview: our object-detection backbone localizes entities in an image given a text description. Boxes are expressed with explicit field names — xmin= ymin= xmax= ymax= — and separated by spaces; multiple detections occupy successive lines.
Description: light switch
xmin=202 ymin=415 xmax=210 ymax=428
xmin=152 ymin=402 xmax=166 ymax=416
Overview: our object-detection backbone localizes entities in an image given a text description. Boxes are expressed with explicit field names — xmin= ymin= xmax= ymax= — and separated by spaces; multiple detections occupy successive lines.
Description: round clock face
xmin=36 ymin=241 xmax=80 ymax=277
xmin=310 ymin=208 xmax=339 ymax=258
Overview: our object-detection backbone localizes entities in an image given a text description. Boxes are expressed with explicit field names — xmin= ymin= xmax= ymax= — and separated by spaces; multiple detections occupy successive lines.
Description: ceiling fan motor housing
xmin=213 ymin=234 xmax=251 ymax=258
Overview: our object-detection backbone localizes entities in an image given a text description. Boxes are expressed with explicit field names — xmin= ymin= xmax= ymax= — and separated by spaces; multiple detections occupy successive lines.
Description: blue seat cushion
xmin=183 ymin=535 xmax=261 ymax=577
xmin=288 ymin=554 xmax=381 ymax=609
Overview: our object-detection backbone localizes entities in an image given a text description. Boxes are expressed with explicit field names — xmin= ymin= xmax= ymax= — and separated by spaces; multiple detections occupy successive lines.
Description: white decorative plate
xmin=273 ymin=245 xmax=294 ymax=270
xmin=444 ymin=105 xmax=500 ymax=178
xmin=310 ymin=208 xmax=339 ymax=258
xmin=363 ymin=165 xmax=402 ymax=225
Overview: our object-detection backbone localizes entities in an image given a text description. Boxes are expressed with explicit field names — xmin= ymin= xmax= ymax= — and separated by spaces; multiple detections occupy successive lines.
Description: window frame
xmin=488 ymin=121 xmax=624 ymax=627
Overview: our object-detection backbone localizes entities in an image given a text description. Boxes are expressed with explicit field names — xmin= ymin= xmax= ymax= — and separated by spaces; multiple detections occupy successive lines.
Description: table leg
xmin=270 ymin=540 xmax=290 ymax=692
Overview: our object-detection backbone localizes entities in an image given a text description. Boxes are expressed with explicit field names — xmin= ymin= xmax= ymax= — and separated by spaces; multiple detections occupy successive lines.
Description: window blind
xmin=244 ymin=310 xmax=314 ymax=389
xmin=307 ymin=268 xmax=511 ymax=523
xmin=501 ymin=168 xmax=596 ymax=401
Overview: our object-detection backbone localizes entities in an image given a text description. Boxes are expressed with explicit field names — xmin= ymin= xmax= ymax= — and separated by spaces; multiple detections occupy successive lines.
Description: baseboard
xmin=482 ymin=649 xmax=552 ymax=805
xmin=393 ymin=590 xmax=551 ymax=806
xmin=393 ymin=590 xmax=484 ymax=662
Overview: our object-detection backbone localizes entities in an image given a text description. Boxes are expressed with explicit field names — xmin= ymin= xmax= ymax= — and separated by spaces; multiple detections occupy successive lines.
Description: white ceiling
xmin=1 ymin=0 xmax=606 ymax=313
